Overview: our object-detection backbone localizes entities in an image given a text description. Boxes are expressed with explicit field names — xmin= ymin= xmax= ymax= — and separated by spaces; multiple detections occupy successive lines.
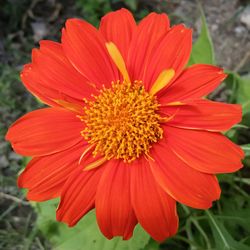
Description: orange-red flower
xmin=6 ymin=8 xmax=244 ymax=241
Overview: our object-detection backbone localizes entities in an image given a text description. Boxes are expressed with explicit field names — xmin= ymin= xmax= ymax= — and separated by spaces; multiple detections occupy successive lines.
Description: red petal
xmin=62 ymin=19 xmax=119 ymax=87
xmin=159 ymin=64 xmax=227 ymax=103
xmin=143 ymin=24 xmax=192 ymax=91
xmin=6 ymin=108 xmax=83 ymax=156
xmin=99 ymin=8 xmax=136 ymax=62
xmin=31 ymin=41 xmax=97 ymax=102
xmin=149 ymin=138 xmax=221 ymax=209
xmin=160 ymin=99 xmax=242 ymax=131
xmin=95 ymin=160 xmax=137 ymax=240
xmin=127 ymin=12 xmax=170 ymax=82
xmin=18 ymin=142 xmax=87 ymax=201
xmin=130 ymin=158 xmax=178 ymax=242
xmin=161 ymin=126 xmax=244 ymax=174
xmin=56 ymin=166 xmax=104 ymax=226
xmin=21 ymin=63 xmax=61 ymax=107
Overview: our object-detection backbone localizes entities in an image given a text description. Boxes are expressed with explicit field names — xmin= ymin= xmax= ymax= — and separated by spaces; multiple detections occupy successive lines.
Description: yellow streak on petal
xmin=54 ymin=99 xmax=83 ymax=113
xmin=83 ymin=157 xmax=106 ymax=171
xmin=163 ymin=101 xmax=185 ymax=106
xmin=78 ymin=144 xmax=96 ymax=165
xmin=106 ymin=42 xmax=130 ymax=83
xmin=150 ymin=69 xmax=175 ymax=96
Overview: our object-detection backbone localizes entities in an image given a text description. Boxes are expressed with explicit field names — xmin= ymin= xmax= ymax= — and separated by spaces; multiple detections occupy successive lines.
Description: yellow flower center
xmin=80 ymin=81 xmax=164 ymax=163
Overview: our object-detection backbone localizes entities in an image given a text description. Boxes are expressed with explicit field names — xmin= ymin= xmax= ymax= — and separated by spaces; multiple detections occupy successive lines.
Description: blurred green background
xmin=0 ymin=0 xmax=250 ymax=249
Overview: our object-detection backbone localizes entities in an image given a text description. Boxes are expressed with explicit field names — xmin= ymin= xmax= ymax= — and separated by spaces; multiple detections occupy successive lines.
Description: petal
xmin=31 ymin=41 xmax=97 ymax=102
xmin=21 ymin=64 xmax=61 ymax=107
xmin=149 ymin=137 xmax=221 ymax=209
xmin=127 ymin=12 xmax=170 ymax=82
xmin=158 ymin=64 xmax=227 ymax=103
xmin=143 ymin=24 xmax=192 ymax=91
xmin=161 ymin=126 xmax=244 ymax=174
xmin=99 ymin=8 xmax=136 ymax=61
xmin=56 ymin=166 xmax=104 ymax=226
xmin=18 ymin=142 xmax=87 ymax=201
xmin=130 ymin=158 xmax=178 ymax=242
xmin=160 ymin=99 xmax=242 ymax=131
xmin=62 ymin=18 xmax=119 ymax=86
xmin=95 ymin=160 xmax=137 ymax=240
xmin=6 ymin=108 xmax=83 ymax=156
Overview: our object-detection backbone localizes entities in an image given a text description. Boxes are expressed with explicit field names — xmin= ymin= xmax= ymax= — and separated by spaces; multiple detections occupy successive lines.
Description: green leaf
xmin=236 ymin=76 xmax=250 ymax=115
xmin=123 ymin=0 xmax=137 ymax=11
xmin=35 ymin=200 xmax=151 ymax=250
xmin=188 ymin=4 xmax=215 ymax=65
xmin=205 ymin=210 xmax=250 ymax=250
xmin=241 ymin=144 xmax=250 ymax=157
xmin=224 ymin=72 xmax=250 ymax=129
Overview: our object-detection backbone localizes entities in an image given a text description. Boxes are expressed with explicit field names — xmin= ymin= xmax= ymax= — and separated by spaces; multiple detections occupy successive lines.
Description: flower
xmin=6 ymin=8 xmax=244 ymax=241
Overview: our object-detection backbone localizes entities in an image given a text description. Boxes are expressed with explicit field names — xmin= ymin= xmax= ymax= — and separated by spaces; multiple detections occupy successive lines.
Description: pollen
xmin=79 ymin=81 xmax=164 ymax=163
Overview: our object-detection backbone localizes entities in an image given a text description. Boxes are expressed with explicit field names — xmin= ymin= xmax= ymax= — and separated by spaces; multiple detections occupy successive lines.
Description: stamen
xmin=79 ymin=81 xmax=164 ymax=163
xmin=150 ymin=69 xmax=175 ymax=95
xmin=106 ymin=42 xmax=131 ymax=83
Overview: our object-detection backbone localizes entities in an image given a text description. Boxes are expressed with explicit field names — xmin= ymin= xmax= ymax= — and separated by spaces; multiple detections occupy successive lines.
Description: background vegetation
xmin=1 ymin=0 xmax=250 ymax=249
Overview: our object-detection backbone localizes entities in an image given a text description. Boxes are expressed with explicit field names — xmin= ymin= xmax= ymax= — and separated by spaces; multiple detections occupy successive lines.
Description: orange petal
xmin=127 ymin=12 xmax=170 ymax=82
xmin=143 ymin=24 xmax=192 ymax=91
xmin=95 ymin=160 xmax=137 ymax=240
xmin=158 ymin=64 xmax=227 ymax=103
xmin=160 ymin=99 xmax=242 ymax=131
xmin=56 ymin=166 xmax=104 ymax=227
xmin=21 ymin=41 xmax=98 ymax=108
xmin=18 ymin=142 xmax=87 ymax=201
xmin=161 ymin=126 xmax=244 ymax=174
xmin=6 ymin=108 xmax=83 ymax=156
xmin=32 ymin=41 xmax=97 ymax=101
xmin=149 ymin=139 xmax=221 ymax=209
xmin=62 ymin=19 xmax=119 ymax=87
xmin=130 ymin=157 xmax=178 ymax=242
xmin=99 ymin=8 xmax=136 ymax=62
xmin=21 ymin=63 xmax=61 ymax=107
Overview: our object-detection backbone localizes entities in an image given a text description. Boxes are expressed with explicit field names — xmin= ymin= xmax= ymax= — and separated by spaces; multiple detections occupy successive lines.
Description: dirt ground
xmin=0 ymin=0 xmax=249 ymax=249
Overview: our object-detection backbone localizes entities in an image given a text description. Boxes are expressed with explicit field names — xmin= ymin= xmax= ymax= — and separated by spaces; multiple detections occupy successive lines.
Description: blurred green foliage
xmin=35 ymin=200 xmax=150 ymax=250
xmin=76 ymin=0 xmax=149 ymax=25
xmin=188 ymin=4 xmax=215 ymax=65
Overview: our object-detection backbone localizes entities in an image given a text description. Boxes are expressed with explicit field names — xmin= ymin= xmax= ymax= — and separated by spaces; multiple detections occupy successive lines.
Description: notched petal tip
xmin=65 ymin=18 xmax=84 ymax=27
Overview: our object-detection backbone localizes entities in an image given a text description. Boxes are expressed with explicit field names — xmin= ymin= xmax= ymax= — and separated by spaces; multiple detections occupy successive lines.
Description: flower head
xmin=6 ymin=8 xmax=244 ymax=241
